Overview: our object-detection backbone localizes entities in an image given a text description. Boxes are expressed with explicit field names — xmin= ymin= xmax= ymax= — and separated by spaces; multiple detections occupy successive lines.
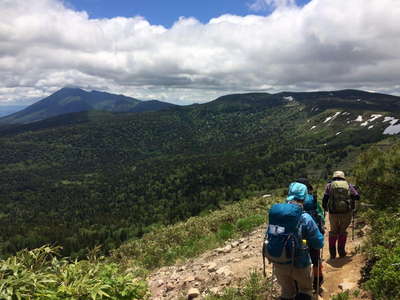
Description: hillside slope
xmin=0 ymin=90 xmax=399 ymax=258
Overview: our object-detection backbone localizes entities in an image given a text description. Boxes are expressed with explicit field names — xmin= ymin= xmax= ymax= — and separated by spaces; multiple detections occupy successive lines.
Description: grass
xmin=112 ymin=194 xmax=277 ymax=270
xmin=331 ymin=291 xmax=350 ymax=300
xmin=205 ymin=270 xmax=278 ymax=300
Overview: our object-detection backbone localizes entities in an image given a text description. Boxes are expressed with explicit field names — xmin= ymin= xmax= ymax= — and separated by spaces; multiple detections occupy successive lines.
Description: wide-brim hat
xmin=333 ymin=171 xmax=345 ymax=179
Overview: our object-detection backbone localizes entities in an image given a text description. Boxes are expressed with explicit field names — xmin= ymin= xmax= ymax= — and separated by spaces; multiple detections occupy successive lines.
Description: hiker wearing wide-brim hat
xmin=322 ymin=171 xmax=360 ymax=259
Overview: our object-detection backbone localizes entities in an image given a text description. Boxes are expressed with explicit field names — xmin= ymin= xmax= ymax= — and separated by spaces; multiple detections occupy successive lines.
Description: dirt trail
xmin=147 ymin=218 xmax=371 ymax=299
xmin=319 ymin=218 xmax=370 ymax=300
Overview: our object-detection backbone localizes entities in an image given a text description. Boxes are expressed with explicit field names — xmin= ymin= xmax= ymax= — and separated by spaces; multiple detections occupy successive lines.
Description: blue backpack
xmin=263 ymin=203 xmax=304 ymax=265
xmin=304 ymin=193 xmax=317 ymax=212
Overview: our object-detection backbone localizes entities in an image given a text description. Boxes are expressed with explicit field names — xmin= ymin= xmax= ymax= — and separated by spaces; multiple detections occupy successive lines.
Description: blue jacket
xmin=294 ymin=211 xmax=324 ymax=268
xmin=283 ymin=182 xmax=324 ymax=267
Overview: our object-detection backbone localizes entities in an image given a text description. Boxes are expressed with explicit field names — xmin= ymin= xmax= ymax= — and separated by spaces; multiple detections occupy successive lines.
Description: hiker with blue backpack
xmin=263 ymin=182 xmax=324 ymax=300
xmin=294 ymin=178 xmax=325 ymax=293
xmin=322 ymin=171 xmax=360 ymax=259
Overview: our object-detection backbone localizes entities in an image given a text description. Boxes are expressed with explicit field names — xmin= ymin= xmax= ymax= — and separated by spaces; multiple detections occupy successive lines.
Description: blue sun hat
xmin=286 ymin=182 xmax=308 ymax=202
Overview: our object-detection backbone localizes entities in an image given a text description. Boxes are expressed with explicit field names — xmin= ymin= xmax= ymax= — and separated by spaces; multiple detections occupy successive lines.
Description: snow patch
xmin=355 ymin=115 xmax=363 ymax=122
xmin=368 ymin=125 xmax=374 ymax=129
xmin=336 ymin=132 xmax=342 ymax=135
xmin=368 ymin=114 xmax=383 ymax=122
xmin=384 ymin=124 xmax=400 ymax=135
xmin=383 ymin=117 xmax=400 ymax=135
xmin=383 ymin=116 xmax=398 ymax=124
xmin=323 ymin=112 xmax=341 ymax=123
xmin=284 ymin=96 xmax=294 ymax=101
xmin=360 ymin=114 xmax=383 ymax=127
xmin=311 ymin=125 xmax=316 ymax=130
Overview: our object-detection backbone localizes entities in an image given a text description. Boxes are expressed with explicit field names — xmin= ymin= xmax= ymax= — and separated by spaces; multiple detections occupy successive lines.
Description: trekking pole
xmin=317 ymin=207 xmax=325 ymax=299
xmin=316 ymin=259 xmax=320 ymax=299
xmin=352 ymin=209 xmax=355 ymax=241
xmin=263 ymin=253 xmax=266 ymax=277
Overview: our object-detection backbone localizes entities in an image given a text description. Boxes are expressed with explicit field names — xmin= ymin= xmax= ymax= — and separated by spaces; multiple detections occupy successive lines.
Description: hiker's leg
xmin=338 ymin=212 xmax=352 ymax=257
xmin=329 ymin=213 xmax=339 ymax=259
xmin=274 ymin=264 xmax=297 ymax=299
xmin=294 ymin=293 xmax=312 ymax=300
xmin=292 ymin=265 xmax=313 ymax=299
xmin=338 ymin=232 xmax=348 ymax=257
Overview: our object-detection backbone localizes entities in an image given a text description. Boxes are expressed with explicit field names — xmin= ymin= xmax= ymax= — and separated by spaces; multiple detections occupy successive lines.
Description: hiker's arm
xmin=349 ymin=184 xmax=360 ymax=209
xmin=316 ymin=202 xmax=325 ymax=224
xmin=303 ymin=214 xmax=324 ymax=249
xmin=322 ymin=184 xmax=330 ymax=211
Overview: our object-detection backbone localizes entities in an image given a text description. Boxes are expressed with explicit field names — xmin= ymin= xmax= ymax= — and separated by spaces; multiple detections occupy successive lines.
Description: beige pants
xmin=273 ymin=263 xmax=313 ymax=298
xmin=329 ymin=212 xmax=352 ymax=235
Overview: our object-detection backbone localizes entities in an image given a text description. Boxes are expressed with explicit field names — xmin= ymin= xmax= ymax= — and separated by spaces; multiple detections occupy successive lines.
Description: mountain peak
xmin=0 ymin=88 xmax=178 ymax=124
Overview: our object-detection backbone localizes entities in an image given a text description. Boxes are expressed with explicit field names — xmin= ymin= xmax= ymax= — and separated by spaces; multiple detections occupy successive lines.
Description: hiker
xmin=322 ymin=171 xmax=360 ymax=259
xmin=264 ymin=182 xmax=324 ymax=300
xmin=294 ymin=178 xmax=325 ymax=293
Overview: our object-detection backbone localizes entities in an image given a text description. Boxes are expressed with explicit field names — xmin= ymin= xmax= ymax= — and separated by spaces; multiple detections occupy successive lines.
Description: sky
xmin=1 ymin=0 xmax=400 ymax=105
xmin=65 ymin=0 xmax=312 ymax=28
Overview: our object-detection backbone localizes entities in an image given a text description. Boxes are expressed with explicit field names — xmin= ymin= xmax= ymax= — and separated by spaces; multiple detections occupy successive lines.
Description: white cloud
xmin=1 ymin=0 xmax=400 ymax=105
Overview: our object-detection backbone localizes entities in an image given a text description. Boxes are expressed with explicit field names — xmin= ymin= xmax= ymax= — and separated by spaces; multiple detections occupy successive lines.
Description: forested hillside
xmin=1 ymin=140 xmax=399 ymax=300
xmin=0 ymin=90 xmax=399 ymax=258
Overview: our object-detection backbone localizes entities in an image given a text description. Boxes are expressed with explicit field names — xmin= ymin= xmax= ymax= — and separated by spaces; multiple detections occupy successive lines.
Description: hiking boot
xmin=294 ymin=293 xmax=312 ymax=300
xmin=338 ymin=247 xmax=347 ymax=257
xmin=338 ymin=233 xmax=348 ymax=257
xmin=329 ymin=246 xmax=336 ymax=259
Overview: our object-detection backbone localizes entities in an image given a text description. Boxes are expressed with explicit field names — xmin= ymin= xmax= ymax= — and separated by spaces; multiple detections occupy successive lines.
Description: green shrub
xmin=236 ymin=215 xmax=265 ymax=233
xmin=217 ymin=223 xmax=235 ymax=240
xmin=355 ymin=140 xmax=400 ymax=299
xmin=0 ymin=246 xmax=148 ymax=300
xmin=331 ymin=291 xmax=349 ymax=300
xmin=355 ymin=141 xmax=400 ymax=209
xmin=365 ymin=247 xmax=400 ymax=300
xmin=361 ymin=211 xmax=400 ymax=300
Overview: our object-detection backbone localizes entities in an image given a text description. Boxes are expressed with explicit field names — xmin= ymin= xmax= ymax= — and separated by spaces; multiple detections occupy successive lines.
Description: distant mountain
xmin=208 ymin=89 xmax=400 ymax=112
xmin=0 ymin=87 xmax=177 ymax=124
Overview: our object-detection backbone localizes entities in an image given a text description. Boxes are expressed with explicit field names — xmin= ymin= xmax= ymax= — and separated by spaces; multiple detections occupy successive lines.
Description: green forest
xmin=0 ymin=136 xmax=399 ymax=300
xmin=0 ymin=91 xmax=398 ymax=260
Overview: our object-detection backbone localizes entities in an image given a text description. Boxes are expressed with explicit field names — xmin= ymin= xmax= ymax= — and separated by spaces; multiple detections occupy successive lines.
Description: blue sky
xmin=1 ymin=0 xmax=399 ymax=105
xmin=66 ymin=0 xmax=311 ymax=27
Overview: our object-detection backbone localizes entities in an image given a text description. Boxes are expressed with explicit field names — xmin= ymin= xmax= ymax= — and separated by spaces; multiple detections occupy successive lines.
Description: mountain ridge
xmin=0 ymin=87 xmax=177 ymax=124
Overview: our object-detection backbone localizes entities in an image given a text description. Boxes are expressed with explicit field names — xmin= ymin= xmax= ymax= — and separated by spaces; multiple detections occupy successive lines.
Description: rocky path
xmin=147 ymin=220 xmax=371 ymax=299
xmin=319 ymin=220 xmax=371 ymax=300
